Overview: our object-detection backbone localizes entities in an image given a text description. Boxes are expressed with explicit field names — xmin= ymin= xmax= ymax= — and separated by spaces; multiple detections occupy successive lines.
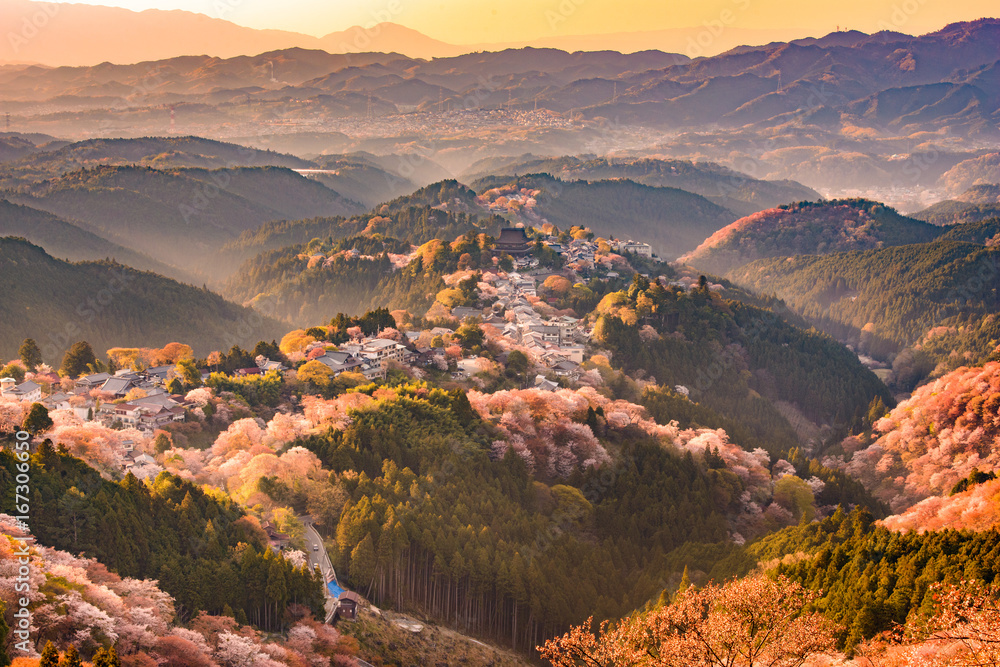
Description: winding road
xmin=299 ymin=517 xmax=340 ymax=623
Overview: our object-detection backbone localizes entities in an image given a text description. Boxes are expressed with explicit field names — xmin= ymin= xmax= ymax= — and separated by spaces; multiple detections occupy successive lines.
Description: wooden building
xmin=337 ymin=591 xmax=361 ymax=621
xmin=494 ymin=227 xmax=532 ymax=256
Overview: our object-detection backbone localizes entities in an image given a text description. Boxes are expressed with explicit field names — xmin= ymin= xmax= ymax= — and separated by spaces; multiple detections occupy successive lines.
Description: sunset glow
xmin=51 ymin=0 xmax=1000 ymax=42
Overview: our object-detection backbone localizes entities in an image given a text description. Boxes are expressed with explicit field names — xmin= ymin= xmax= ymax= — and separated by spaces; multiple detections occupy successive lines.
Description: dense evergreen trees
xmin=0 ymin=238 xmax=285 ymax=361
xmin=219 ymin=197 xmax=505 ymax=271
xmin=728 ymin=232 xmax=1000 ymax=388
xmin=297 ymin=387 xmax=752 ymax=653
xmin=224 ymin=229 xmax=503 ymax=325
xmin=750 ymin=507 xmax=1000 ymax=651
xmin=595 ymin=276 xmax=893 ymax=454
xmin=60 ymin=341 xmax=97 ymax=378
xmin=0 ymin=444 xmax=324 ymax=629
xmin=18 ymin=338 xmax=42 ymax=370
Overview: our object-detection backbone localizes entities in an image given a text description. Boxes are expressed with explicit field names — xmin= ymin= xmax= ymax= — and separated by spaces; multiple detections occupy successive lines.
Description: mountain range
xmin=0 ymin=0 xmax=813 ymax=66
xmin=2 ymin=19 xmax=998 ymax=141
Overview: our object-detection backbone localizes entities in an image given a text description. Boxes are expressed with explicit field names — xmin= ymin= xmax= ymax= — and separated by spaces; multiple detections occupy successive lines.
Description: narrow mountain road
xmin=299 ymin=517 xmax=340 ymax=622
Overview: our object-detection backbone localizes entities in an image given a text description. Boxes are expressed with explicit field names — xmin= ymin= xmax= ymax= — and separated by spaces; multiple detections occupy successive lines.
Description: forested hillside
xmin=682 ymin=199 xmax=942 ymax=275
xmin=461 ymin=155 xmax=820 ymax=215
xmin=219 ymin=203 xmax=504 ymax=275
xmin=224 ymin=230 xmax=506 ymax=323
xmin=297 ymin=385 xmax=744 ymax=653
xmin=839 ymin=361 xmax=1000 ymax=512
xmin=306 ymin=152 xmax=430 ymax=208
xmin=728 ymin=231 xmax=1000 ymax=388
xmin=0 ymin=444 xmax=325 ymax=626
xmin=913 ymin=200 xmax=1000 ymax=225
xmin=0 ymin=237 xmax=285 ymax=360
xmin=0 ymin=135 xmax=312 ymax=188
xmin=0 ymin=516 xmax=356 ymax=666
xmin=749 ymin=508 xmax=1000 ymax=651
xmin=0 ymin=198 xmax=189 ymax=281
xmin=592 ymin=276 xmax=894 ymax=454
xmin=473 ymin=174 xmax=736 ymax=259
xmin=5 ymin=165 xmax=362 ymax=279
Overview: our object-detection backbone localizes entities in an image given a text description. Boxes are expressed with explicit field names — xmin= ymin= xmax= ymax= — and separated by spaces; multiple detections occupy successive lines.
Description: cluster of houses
xmin=397 ymin=268 xmax=590 ymax=386
xmin=487 ymin=226 xmax=656 ymax=276
xmin=310 ymin=338 xmax=412 ymax=381
xmin=51 ymin=367 xmax=191 ymax=433
xmin=485 ymin=271 xmax=589 ymax=383
xmin=545 ymin=236 xmax=654 ymax=268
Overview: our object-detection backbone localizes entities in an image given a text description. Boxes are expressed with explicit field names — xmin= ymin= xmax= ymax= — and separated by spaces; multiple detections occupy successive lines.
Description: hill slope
xmin=0 ymin=135 xmax=313 ymax=188
xmin=682 ymin=199 xmax=943 ymax=275
xmin=6 ymin=164 xmax=363 ymax=279
xmin=913 ymin=184 xmax=1000 ymax=225
xmin=844 ymin=361 xmax=1000 ymax=513
xmin=727 ymin=228 xmax=1000 ymax=387
xmin=0 ymin=237 xmax=285 ymax=361
xmin=474 ymin=173 xmax=736 ymax=259
xmin=463 ymin=155 xmax=819 ymax=216
xmin=0 ymin=198 xmax=190 ymax=280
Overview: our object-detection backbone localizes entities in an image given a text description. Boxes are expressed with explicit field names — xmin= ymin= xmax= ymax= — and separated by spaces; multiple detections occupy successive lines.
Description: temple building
xmin=494 ymin=227 xmax=533 ymax=256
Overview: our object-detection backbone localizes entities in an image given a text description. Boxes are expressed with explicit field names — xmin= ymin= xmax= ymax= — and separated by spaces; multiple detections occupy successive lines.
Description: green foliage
xmin=295 ymin=386 xmax=753 ymax=653
xmin=950 ymin=468 xmax=997 ymax=495
xmin=729 ymin=236 xmax=1000 ymax=387
xmin=60 ymin=645 xmax=82 ymax=667
xmin=0 ymin=445 xmax=324 ymax=628
xmin=22 ymin=402 xmax=53 ymax=434
xmin=0 ymin=238 xmax=285 ymax=362
xmin=39 ymin=641 xmax=58 ymax=667
xmin=153 ymin=432 xmax=172 ymax=455
xmin=598 ymin=282 xmax=893 ymax=455
xmin=750 ymin=507 xmax=1000 ymax=650
xmin=687 ymin=199 xmax=942 ymax=275
xmin=475 ymin=173 xmax=735 ymax=260
xmin=225 ymin=231 xmax=500 ymax=325
xmin=381 ymin=179 xmax=480 ymax=212
xmin=220 ymin=197 xmax=504 ymax=272
xmin=18 ymin=338 xmax=42 ymax=369
xmin=453 ymin=321 xmax=485 ymax=351
xmin=206 ymin=370 xmax=283 ymax=407
xmin=60 ymin=341 xmax=97 ymax=379
xmin=91 ymin=647 xmax=120 ymax=667
xmin=0 ymin=363 xmax=25 ymax=384
xmin=175 ymin=358 xmax=201 ymax=389
xmin=504 ymin=350 xmax=529 ymax=382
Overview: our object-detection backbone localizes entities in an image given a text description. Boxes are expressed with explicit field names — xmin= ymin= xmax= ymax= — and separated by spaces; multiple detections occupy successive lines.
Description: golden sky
xmin=65 ymin=0 xmax=998 ymax=42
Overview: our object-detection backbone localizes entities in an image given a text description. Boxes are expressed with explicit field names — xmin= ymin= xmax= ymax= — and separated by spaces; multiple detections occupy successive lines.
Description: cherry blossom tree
xmin=541 ymin=575 xmax=839 ymax=667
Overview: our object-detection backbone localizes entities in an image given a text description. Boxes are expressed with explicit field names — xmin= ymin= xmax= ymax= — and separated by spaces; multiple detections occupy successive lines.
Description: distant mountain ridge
xmin=0 ymin=0 xmax=804 ymax=66
xmin=462 ymin=155 xmax=820 ymax=216
xmin=2 ymin=20 xmax=995 ymax=143
xmin=726 ymin=222 xmax=1000 ymax=387
xmin=0 ymin=0 xmax=465 ymax=65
